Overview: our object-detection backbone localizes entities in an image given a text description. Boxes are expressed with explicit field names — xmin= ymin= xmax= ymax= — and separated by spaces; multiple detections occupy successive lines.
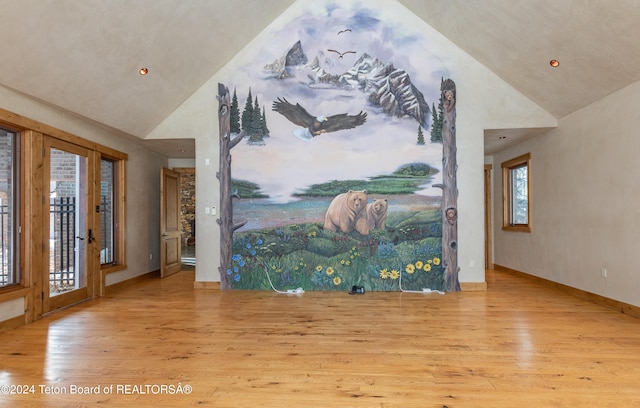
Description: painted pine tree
xmin=230 ymin=88 xmax=240 ymax=134
xmin=417 ymin=125 xmax=425 ymax=145
xmin=430 ymin=101 xmax=442 ymax=143
xmin=241 ymin=88 xmax=253 ymax=134
xmin=260 ymin=106 xmax=270 ymax=137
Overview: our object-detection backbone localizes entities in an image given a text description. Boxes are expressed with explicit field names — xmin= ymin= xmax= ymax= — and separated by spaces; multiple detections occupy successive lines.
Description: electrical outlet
xmin=149 ymin=253 xmax=153 ymax=260
xmin=601 ymin=268 xmax=607 ymax=278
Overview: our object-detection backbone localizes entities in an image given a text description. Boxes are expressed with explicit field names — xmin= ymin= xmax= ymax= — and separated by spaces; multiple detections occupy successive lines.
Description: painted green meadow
xmin=228 ymin=163 xmax=445 ymax=292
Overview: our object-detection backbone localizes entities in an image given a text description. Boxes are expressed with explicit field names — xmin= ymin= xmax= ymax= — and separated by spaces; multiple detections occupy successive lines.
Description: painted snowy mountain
xmin=265 ymin=42 xmax=431 ymax=127
xmin=263 ymin=40 xmax=308 ymax=79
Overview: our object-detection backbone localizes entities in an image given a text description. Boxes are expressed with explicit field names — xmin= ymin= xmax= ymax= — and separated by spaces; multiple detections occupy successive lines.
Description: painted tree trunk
xmin=217 ymin=83 xmax=246 ymax=289
xmin=441 ymin=79 xmax=461 ymax=292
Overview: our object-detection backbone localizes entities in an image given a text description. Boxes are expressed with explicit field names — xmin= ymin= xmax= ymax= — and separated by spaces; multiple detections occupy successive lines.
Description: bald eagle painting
xmin=272 ymin=97 xmax=367 ymax=141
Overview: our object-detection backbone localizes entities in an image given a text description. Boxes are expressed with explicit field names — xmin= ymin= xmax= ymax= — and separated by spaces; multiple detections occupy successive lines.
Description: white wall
xmin=148 ymin=0 xmax=556 ymax=285
xmin=492 ymin=79 xmax=640 ymax=307
xmin=169 ymin=159 xmax=196 ymax=169
xmin=0 ymin=298 xmax=24 ymax=321
xmin=104 ymin=143 xmax=166 ymax=286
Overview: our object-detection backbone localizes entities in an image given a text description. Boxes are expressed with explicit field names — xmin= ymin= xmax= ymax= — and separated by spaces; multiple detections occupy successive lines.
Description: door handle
xmin=77 ymin=230 xmax=95 ymax=243
xmin=162 ymin=233 xmax=168 ymax=238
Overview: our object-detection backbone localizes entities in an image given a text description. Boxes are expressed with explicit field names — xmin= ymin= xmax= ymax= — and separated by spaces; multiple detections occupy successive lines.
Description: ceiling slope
xmin=1 ymin=0 xmax=639 ymax=156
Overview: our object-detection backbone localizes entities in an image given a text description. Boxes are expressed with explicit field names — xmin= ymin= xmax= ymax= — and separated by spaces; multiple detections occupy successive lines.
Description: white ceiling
xmin=1 ymin=0 xmax=639 ymax=157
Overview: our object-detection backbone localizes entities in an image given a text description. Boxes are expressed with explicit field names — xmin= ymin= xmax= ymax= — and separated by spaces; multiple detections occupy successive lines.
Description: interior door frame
xmin=173 ymin=167 xmax=195 ymax=269
xmin=484 ymin=164 xmax=493 ymax=270
xmin=42 ymin=136 xmax=98 ymax=313
xmin=160 ymin=167 xmax=181 ymax=278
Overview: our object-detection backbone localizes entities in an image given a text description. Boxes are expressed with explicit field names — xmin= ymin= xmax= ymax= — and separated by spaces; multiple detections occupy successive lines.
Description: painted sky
xmin=227 ymin=1 xmax=450 ymax=203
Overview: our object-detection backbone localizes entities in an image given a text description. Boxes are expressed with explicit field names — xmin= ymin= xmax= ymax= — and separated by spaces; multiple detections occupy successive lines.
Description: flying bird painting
xmin=327 ymin=49 xmax=357 ymax=59
xmin=272 ymin=98 xmax=367 ymax=141
xmin=337 ymin=28 xmax=352 ymax=35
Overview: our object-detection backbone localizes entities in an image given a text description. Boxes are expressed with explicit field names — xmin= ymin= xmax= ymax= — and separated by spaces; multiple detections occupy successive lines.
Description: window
xmin=99 ymin=155 xmax=125 ymax=270
xmin=0 ymin=128 xmax=19 ymax=288
xmin=100 ymin=158 xmax=115 ymax=264
xmin=502 ymin=153 xmax=531 ymax=232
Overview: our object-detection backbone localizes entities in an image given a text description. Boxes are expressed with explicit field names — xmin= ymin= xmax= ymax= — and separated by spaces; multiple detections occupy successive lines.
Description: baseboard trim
xmin=194 ymin=281 xmax=221 ymax=289
xmin=494 ymin=264 xmax=640 ymax=319
xmin=192 ymin=281 xmax=482 ymax=291
xmin=104 ymin=269 xmax=160 ymax=295
xmin=460 ymin=281 xmax=487 ymax=291
xmin=0 ymin=314 xmax=25 ymax=334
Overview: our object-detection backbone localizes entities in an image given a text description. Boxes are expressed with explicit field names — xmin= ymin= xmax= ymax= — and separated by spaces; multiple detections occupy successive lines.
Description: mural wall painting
xmin=217 ymin=2 xmax=459 ymax=292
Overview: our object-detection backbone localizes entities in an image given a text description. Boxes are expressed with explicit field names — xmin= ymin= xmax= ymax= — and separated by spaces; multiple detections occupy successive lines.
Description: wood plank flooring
xmin=1 ymin=269 xmax=640 ymax=407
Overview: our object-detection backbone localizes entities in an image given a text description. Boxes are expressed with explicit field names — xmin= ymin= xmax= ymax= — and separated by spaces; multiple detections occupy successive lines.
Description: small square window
xmin=502 ymin=153 xmax=531 ymax=232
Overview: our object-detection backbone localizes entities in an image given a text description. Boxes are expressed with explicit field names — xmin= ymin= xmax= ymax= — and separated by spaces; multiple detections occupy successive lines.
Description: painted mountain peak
xmin=263 ymin=40 xmax=308 ymax=79
xmin=264 ymin=41 xmax=431 ymax=127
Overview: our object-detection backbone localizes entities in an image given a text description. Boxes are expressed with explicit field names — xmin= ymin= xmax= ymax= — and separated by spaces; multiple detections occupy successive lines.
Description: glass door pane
xmin=49 ymin=147 xmax=87 ymax=296
xmin=44 ymin=137 xmax=94 ymax=313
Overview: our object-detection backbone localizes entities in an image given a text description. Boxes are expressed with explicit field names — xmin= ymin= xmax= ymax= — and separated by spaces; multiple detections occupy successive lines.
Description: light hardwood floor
xmin=1 ymin=269 xmax=639 ymax=407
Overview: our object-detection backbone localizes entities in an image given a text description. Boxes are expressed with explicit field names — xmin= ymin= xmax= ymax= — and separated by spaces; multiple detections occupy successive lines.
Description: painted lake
xmin=233 ymin=194 xmax=442 ymax=231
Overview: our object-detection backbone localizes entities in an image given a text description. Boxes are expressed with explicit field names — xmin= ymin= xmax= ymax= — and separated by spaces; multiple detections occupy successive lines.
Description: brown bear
xmin=323 ymin=190 xmax=368 ymax=233
xmin=355 ymin=198 xmax=388 ymax=235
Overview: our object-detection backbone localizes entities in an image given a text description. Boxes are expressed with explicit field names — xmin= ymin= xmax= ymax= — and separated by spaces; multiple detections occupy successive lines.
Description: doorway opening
xmin=176 ymin=168 xmax=196 ymax=271
xmin=484 ymin=164 xmax=493 ymax=270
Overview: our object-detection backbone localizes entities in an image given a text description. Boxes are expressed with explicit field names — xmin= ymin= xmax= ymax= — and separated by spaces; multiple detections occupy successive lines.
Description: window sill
xmin=0 ymin=286 xmax=31 ymax=302
xmin=102 ymin=264 xmax=128 ymax=275
xmin=502 ymin=225 xmax=531 ymax=233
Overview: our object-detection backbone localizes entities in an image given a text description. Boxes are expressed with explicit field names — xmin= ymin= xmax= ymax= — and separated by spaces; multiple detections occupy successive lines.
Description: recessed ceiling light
xmin=549 ymin=59 xmax=560 ymax=67
xmin=139 ymin=67 xmax=149 ymax=75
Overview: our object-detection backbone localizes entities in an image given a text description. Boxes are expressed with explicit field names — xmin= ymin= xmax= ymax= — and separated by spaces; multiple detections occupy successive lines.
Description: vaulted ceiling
xmin=1 ymin=0 xmax=639 ymax=157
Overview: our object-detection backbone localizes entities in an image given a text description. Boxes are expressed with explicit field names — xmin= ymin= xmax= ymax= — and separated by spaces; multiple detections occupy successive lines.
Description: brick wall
xmin=50 ymin=149 xmax=78 ymax=197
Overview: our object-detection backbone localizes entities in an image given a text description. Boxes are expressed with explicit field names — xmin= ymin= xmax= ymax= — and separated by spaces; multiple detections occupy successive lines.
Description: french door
xmin=43 ymin=137 xmax=96 ymax=313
